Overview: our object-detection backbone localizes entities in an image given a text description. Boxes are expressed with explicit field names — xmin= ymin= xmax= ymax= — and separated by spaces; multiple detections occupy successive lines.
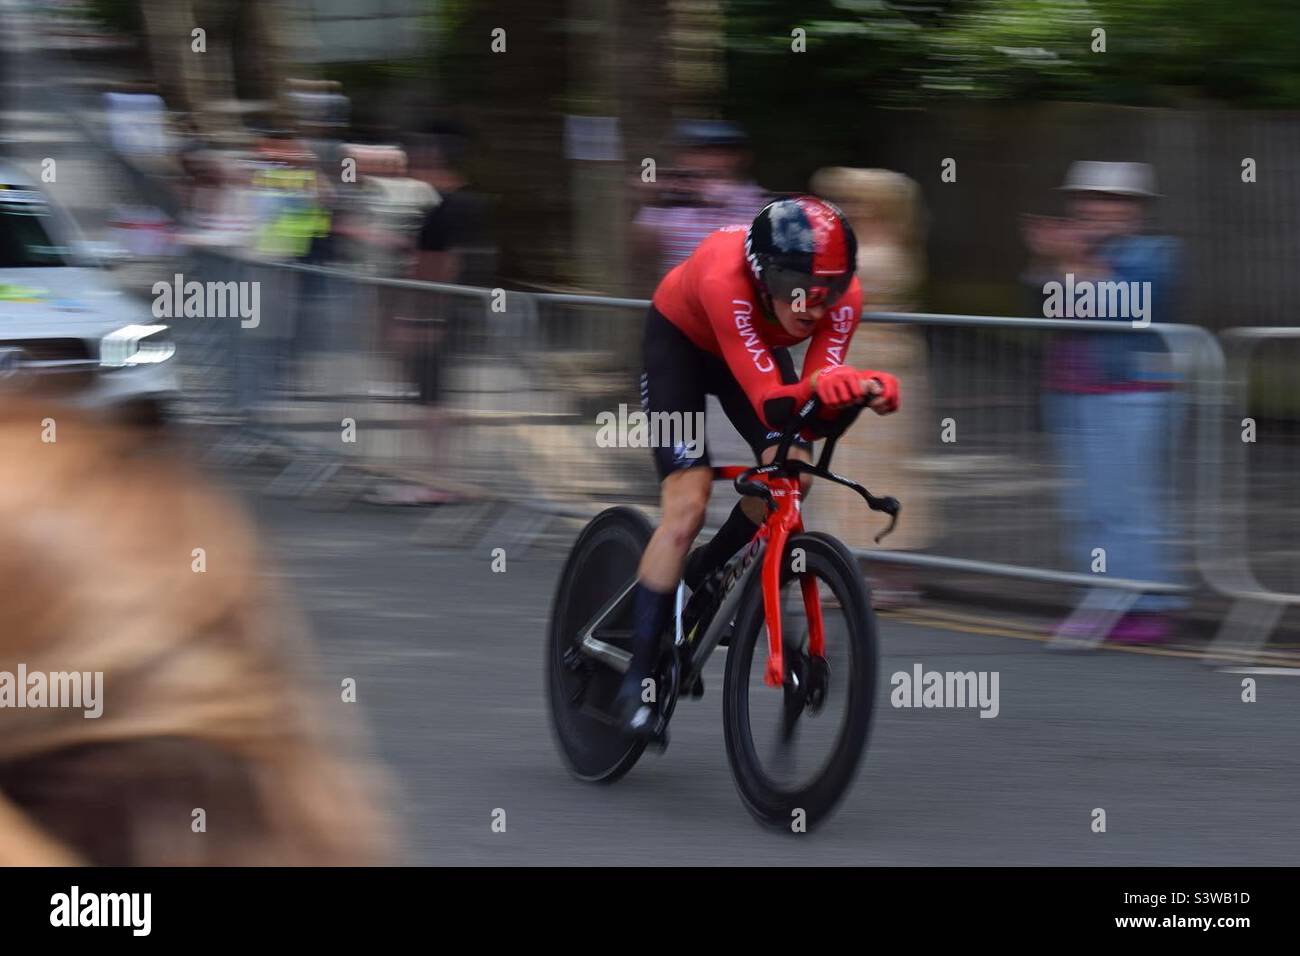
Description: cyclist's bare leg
xmin=616 ymin=465 xmax=712 ymax=733
xmin=638 ymin=465 xmax=712 ymax=590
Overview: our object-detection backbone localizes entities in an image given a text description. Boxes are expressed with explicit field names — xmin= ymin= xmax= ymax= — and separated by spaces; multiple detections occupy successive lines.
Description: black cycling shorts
xmin=640 ymin=306 xmax=811 ymax=480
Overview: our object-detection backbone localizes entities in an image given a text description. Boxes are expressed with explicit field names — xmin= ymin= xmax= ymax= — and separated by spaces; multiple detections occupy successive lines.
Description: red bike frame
xmin=713 ymin=466 xmax=825 ymax=688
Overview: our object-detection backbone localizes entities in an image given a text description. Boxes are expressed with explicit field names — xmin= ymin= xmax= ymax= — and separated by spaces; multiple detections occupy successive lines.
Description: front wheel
xmin=722 ymin=532 xmax=878 ymax=829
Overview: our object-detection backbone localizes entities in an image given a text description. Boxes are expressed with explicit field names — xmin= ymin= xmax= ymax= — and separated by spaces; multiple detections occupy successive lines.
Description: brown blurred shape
xmin=0 ymin=396 xmax=395 ymax=865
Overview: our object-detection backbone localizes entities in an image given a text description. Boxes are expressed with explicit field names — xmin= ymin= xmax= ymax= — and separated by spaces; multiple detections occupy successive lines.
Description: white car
xmin=0 ymin=163 xmax=178 ymax=420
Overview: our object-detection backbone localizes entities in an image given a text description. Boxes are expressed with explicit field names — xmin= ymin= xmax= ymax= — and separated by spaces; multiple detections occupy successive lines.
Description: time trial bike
xmin=546 ymin=393 xmax=899 ymax=829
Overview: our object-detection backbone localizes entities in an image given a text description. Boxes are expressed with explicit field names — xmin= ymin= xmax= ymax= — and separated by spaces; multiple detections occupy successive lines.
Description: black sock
xmin=684 ymin=502 xmax=760 ymax=589
xmin=628 ymin=582 xmax=674 ymax=675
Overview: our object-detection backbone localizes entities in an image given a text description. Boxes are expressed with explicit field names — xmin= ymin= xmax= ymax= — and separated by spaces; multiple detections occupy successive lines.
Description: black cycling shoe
xmin=612 ymin=637 xmax=663 ymax=739
xmin=613 ymin=674 xmax=657 ymax=739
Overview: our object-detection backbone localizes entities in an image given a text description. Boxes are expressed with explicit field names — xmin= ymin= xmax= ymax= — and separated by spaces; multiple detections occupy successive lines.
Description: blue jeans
xmin=1043 ymin=389 xmax=1186 ymax=612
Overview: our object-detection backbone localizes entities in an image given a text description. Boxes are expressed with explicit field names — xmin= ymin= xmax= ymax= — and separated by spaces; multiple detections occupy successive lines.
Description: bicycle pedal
xmin=688 ymin=675 xmax=705 ymax=699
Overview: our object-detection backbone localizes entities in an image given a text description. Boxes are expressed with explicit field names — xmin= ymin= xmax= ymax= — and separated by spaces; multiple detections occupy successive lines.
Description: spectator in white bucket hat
xmin=1024 ymin=160 xmax=1185 ymax=644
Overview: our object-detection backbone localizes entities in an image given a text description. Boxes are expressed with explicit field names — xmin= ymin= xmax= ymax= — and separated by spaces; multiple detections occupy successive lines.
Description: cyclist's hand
xmin=813 ymin=365 xmax=868 ymax=410
xmin=860 ymin=370 xmax=901 ymax=415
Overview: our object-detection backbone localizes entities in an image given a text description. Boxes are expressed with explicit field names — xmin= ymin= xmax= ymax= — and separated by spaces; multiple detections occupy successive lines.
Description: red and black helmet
xmin=745 ymin=196 xmax=857 ymax=308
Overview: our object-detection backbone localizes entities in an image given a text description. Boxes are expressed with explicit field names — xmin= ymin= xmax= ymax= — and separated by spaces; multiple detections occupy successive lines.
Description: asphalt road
xmin=244 ymin=485 xmax=1300 ymax=866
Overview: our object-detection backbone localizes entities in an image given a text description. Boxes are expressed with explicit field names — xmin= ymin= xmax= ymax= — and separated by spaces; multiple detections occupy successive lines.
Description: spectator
xmin=1024 ymin=161 xmax=1185 ymax=644
xmin=809 ymin=167 xmax=935 ymax=607
xmin=249 ymin=133 xmax=329 ymax=262
xmin=332 ymin=144 xmax=433 ymax=277
xmin=102 ymin=83 xmax=178 ymax=258
xmin=632 ymin=120 xmax=769 ymax=281
xmin=176 ymin=148 xmax=252 ymax=251
xmin=233 ymin=133 xmax=330 ymax=404
xmin=104 ymin=83 xmax=169 ymax=162
xmin=409 ymin=129 xmax=495 ymax=285
xmin=283 ymin=79 xmax=351 ymax=270
xmin=335 ymin=144 xmax=437 ymax=402
xmin=365 ymin=128 xmax=496 ymax=506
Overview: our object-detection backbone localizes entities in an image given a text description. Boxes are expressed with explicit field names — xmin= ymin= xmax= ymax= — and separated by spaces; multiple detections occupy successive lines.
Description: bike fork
xmin=761 ymin=485 xmax=825 ymax=687
xmin=761 ymin=523 xmax=789 ymax=687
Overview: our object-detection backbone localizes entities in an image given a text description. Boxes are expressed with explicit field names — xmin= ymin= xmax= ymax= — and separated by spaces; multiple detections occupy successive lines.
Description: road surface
xmin=248 ymin=485 xmax=1300 ymax=865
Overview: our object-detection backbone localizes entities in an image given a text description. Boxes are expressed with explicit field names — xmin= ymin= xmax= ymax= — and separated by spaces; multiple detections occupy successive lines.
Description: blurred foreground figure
xmin=0 ymin=399 xmax=394 ymax=865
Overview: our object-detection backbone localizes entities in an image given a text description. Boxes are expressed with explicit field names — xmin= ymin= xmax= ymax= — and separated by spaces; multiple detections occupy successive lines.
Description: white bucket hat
xmin=1059 ymin=161 xmax=1159 ymax=198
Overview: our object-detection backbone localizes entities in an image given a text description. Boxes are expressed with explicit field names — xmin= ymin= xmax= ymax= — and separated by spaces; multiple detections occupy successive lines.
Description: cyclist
xmin=618 ymin=195 xmax=901 ymax=736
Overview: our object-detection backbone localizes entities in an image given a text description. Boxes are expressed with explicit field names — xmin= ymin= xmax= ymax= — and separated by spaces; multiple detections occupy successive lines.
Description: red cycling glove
xmin=859 ymin=369 xmax=901 ymax=414
xmin=813 ymin=366 xmax=868 ymax=410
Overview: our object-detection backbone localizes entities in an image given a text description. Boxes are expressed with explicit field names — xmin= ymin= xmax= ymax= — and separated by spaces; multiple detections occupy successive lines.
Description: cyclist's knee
xmin=661 ymin=482 xmax=709 ymax=551
xmin=665 ymin=496 xmax=707 ymax=549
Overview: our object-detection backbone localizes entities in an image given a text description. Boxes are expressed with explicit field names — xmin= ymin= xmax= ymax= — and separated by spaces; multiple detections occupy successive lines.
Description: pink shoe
xmin=1107 ymin=613 xmax=1172 ymax=645
xmin=1055 ymin=613 xmax=1106 ymax=641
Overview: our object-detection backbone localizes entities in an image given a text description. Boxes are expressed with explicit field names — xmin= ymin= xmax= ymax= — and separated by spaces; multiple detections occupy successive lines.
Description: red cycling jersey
xmin=651 ymin=226 xmax=863 ymax=429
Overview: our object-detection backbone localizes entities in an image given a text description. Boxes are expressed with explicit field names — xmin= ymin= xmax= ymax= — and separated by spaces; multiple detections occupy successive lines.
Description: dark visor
xmin=763 ymin=264 xmax=852 ymax=307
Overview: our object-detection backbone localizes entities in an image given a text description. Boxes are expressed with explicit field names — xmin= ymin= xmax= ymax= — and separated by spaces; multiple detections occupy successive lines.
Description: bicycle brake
xmin=871 ymin=495 xmax=901 ymax=544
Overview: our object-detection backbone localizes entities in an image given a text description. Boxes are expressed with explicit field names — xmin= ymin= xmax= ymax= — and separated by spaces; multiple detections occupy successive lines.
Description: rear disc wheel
xmin=547 ymin=507 xmax=653 ymax=782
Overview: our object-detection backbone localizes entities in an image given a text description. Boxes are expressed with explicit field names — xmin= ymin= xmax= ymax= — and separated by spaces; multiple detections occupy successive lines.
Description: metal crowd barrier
xmin=1202 ymin=328 xmax=1300 ymax=661
xmin=836 ymin=313 xmax=1224 ymax=650
xmin=166 ymin=257 xmax=1300 ymax=660
xmin=174 ymin=251 xmax=654 ymax=535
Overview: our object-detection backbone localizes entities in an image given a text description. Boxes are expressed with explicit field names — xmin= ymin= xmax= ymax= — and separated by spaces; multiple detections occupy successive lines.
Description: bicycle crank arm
xmin=577 ymin=577 xmax=638 ymax=648
xmin=579 ymin=634 xmax=631 ymax=674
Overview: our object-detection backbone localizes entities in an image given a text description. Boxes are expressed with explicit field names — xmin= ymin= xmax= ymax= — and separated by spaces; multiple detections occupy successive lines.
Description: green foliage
xmin=83 ymin=0 xmax=143 ymax=35
xmin=725 ymin=0 xmax=1300 ymax=108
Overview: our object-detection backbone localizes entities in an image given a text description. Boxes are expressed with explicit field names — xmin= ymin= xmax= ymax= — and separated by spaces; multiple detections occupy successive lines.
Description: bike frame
xmin=577 ymin=396 xmax=899 ymax=698
xmin=710 ymin=465 xmax=815 ymax=687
